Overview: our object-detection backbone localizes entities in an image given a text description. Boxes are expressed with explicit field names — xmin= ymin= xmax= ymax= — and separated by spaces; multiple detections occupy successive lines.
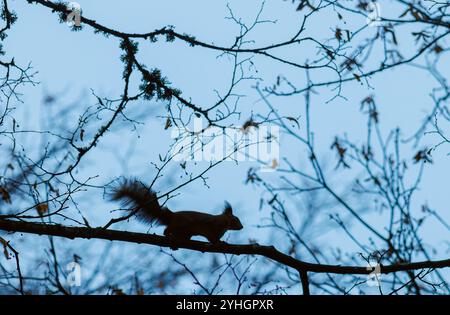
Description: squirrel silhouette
xmin=110 ymin=178 xmax=243 ymax=244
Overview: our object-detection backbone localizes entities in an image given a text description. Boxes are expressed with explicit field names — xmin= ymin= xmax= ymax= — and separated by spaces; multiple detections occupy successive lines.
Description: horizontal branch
xmin=28 ymin=0 xmax=295 ymax=54
xmin=1 ymin=219 xmax=449 ymax=276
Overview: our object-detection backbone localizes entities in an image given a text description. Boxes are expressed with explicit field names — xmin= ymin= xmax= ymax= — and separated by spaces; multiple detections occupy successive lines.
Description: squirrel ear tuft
xmin=223 ymin=201 xmax=233 ymax=215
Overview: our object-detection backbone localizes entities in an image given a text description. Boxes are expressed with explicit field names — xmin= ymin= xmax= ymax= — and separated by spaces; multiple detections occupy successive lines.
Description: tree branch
xmin=0 ymin=219 xmax=448 ymax=277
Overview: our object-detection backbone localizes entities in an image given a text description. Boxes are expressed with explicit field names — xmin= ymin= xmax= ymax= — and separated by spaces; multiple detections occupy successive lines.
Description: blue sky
xmin=4 ymin=0 xmax=450 ymax=293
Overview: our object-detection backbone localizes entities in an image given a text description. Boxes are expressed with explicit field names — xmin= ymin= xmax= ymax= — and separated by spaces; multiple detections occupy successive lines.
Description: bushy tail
xmin=110 ymin=178 xmax=171 ymax=226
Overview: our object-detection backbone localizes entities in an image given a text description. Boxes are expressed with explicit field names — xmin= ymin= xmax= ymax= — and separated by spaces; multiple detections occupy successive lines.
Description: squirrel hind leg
xmin=164 ymin=227 xmax=191 ymax=250
xmin=163 ymin=228 xmax=178 ymax=250
xmin=163 ymin=227 xmax=172 ymax=237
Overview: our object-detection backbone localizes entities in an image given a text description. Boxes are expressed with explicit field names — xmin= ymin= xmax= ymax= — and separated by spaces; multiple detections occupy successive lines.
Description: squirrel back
xmin=110 ymin=178 xmax=243 ymax=243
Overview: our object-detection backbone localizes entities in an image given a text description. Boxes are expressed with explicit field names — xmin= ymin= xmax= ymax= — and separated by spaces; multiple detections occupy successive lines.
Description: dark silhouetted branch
xmin=0 ymin=219 xmax=448 ymax=278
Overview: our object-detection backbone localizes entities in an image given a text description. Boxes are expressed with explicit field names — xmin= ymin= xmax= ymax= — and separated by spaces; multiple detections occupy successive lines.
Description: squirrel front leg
xmin=206 ymin=231 xmax=226 ymax=244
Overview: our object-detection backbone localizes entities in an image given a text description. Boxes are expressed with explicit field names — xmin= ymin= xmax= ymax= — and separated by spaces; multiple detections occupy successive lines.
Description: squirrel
xmin=110 ymin=178 xmax=243 ymax=244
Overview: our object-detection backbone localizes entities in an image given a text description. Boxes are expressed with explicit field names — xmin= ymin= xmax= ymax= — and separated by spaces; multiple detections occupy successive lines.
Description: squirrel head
xmin=222 ymin=202 xmax=243 ymax=230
